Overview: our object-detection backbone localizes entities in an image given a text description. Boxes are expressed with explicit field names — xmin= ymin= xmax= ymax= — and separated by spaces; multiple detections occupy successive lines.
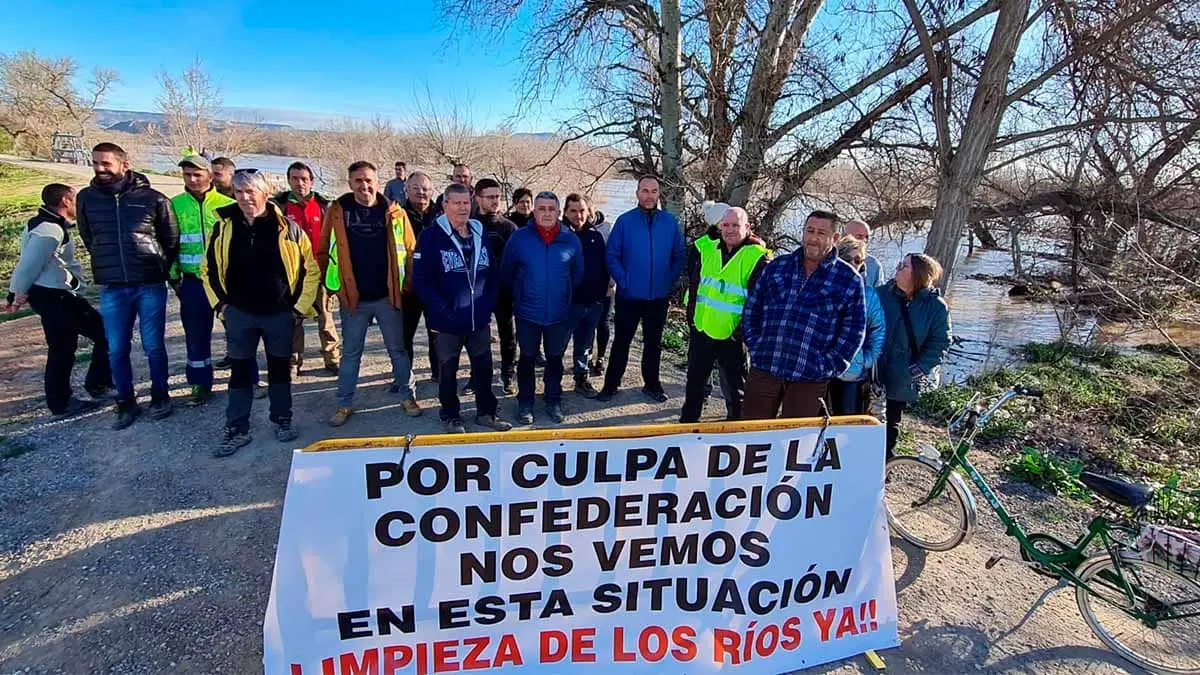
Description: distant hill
xmin=94 ymin=108 xmax=294 ymax=133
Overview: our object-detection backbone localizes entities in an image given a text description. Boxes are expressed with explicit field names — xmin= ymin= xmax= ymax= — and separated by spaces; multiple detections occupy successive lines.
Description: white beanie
xmin=702 ymin=200 xmax=732 ymax=227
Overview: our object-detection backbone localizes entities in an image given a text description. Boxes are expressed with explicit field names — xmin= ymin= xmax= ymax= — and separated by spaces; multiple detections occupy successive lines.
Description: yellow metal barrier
xmin=302 ymin=415 xmax=880 ymax=452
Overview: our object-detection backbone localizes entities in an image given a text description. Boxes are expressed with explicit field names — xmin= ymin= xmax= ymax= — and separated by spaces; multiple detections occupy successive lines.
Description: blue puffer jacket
xmin=501 ymin=224 xmax=584 ymax=326
xmin=412 ymin=215 xmax=499 ymax=335
xmin=839 ymin=285 xmax=886 ymax=381
xmin=877 ymin=281 xmax=952 ymax=402
xmin=606 ymin=207 xmax=686 ymax=300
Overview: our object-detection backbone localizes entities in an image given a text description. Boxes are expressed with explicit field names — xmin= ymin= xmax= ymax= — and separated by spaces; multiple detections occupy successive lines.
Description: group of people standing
xmin=7 ymin=142 xmax=952 ymax=458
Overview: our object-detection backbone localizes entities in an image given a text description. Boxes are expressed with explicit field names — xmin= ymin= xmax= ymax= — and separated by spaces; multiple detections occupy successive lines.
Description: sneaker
xmin=112 ymin=402 xmax=141 ymax=430
xmin=149 ymin=396 xmax=174 ymax=420
xmin=444 ymin=418 xmax=466 ymax=434
xmin=596 ymin=388 xmax=617 ymax=402
xmin=642 ymin=387 xmax=669 ymax=403
xmin=574 ymin=379 xmax=599 ymax=399
xmin=52 ymin=398 xmax=102 ymax=420
xmin=589 ymin=359 xmax=604 ymax=377
xmin=476 ymin=414 xmax=512 ymax=432
xmin=214 ymin=427 xmax=251 ymax=457
xmin=254 ymin=383 xmax=267 ymax=399
xmin=400 ymin=398 xmax=423 ymax=417
xmin=187 ymin=385 xmax=213 ymax=407
xmin=501 ymin=376 xmax=515 ymax=395
xmin=324 ymin=362 xmax=339 ymax=375
xmin=214 ymin=355 xmax=231 ymax=369
xmin=328 ymin=407 xmax=353 ymax=427
xmin=461 ymin=381 xmax=475 ymax=396
xmin=84 ymin=384 xmax=114 ymax=399
xmin=546 ymin=404 xmax=564 ymax=424
xmin=274 ymin=419 xmax=299 ymax=443
xmin=516 ymin=407 xmax=534 ymax=425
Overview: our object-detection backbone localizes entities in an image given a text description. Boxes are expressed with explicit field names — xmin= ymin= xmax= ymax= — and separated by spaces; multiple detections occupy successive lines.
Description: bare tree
xmin=153 ymin=58 xmax=263 ymax=157
xmin=0 ymin=50 xmax=117 ymax=156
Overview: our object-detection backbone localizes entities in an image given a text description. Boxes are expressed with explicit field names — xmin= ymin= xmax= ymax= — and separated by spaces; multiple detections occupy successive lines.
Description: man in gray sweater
xmin=6 ymin=183 xmax=113 ymax=417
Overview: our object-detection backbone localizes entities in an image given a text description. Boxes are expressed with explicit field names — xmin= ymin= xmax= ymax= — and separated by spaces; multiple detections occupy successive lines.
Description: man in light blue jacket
xmin=597 ymin=176 xmax=686 ymax=403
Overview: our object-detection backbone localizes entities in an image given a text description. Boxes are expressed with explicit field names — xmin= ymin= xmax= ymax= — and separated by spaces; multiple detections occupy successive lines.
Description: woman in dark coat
xmin=877 ymin=253 xmax=952 ymax=457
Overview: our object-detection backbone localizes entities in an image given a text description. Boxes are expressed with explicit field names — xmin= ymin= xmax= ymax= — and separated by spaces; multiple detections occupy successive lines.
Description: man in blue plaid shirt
xmin=741 ymin=210 xmax=866 ymax=418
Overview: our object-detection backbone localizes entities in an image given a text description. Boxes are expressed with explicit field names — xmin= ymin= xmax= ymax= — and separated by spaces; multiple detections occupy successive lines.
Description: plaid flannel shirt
xmin=742 ymin=248 xmax=867 ymax=382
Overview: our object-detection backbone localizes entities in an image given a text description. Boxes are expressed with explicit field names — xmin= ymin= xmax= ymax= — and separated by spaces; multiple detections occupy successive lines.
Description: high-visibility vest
xmin=324 ymin=212 xmax=408 ymax=292
xmin=693 ymin=236 xmax=768 ymax=340
xmin=170 ymin=189 xmax=235 ymax=277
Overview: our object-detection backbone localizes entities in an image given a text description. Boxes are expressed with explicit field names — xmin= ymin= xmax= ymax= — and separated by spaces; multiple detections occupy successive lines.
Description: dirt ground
xmin=0 ymin=157 xmax=1146 ymax=674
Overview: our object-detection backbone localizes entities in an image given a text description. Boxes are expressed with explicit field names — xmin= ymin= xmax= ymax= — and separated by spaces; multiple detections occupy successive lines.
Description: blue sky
xmin=0 ymin=0 xmax=565 ymax=131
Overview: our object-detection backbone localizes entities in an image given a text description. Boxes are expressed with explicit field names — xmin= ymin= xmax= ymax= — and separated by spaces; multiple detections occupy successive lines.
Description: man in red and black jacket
xmin=274 ymin=161 xmax=338 ymax=374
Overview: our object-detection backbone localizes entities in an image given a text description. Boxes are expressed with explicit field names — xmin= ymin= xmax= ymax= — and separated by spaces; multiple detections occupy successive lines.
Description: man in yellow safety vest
xmin=169 ymin=153 xmax=235 ymax=406
xmin=679 ymin=204 xmax=770 ymax=423
xmin=317 ymin=161 xmax=421 ymax=427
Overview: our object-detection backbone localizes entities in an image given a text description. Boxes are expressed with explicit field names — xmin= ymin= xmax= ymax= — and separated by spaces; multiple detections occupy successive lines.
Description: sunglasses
xmin=234 ymin=168 xmax=259 ymax=175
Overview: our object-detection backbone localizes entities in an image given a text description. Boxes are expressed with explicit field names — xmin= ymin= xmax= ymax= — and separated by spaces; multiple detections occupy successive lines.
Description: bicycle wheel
xmin=1075 ymin=553 xmax=1200 ymax=674
xmin=884 ymin=456 xmax=972 ymax=552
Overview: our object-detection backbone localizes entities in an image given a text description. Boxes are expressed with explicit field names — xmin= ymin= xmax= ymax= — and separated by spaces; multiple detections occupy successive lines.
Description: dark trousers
xmin=680 ymin=329 xmax=747 ymax=423
xmin=402 ymin=292 xmax=439 ymax=381
xmin=178 ymin=274 xmax=214 ymax=388
xmin=886 ymin=399 xmax=907 ymax=459
xmin=594 ymin=295 xmax=612 ymax=363
xmin=602 ymin=296 xmax=669 ymax=393
xmin=569 ymin=302 xmax=604 ymax=380
xmin=494 ymin=294 xmax=516 ymax=380
xmin=224 ymin=306 xmax=293 ymax=433
xmin=434 ymin=327 xmax=498 ymax=421
xmin=830 ymin=379 xmax=873 ymax=416
xmin=26 ymin=286 xmax=112 ymax=414
xmin=516 ymin=318 xmax=572 ymax=408
xmin=742 ymin=368 xmax=828 ymax=419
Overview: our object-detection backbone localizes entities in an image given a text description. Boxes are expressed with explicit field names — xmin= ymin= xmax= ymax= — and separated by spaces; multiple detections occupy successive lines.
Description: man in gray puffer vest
xmin=7 ymin=183 xmax=113 ymax=418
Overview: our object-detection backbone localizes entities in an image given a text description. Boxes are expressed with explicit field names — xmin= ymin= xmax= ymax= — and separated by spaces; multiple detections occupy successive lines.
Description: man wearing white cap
xmin=679 ymin=202 xmax=770 ymax=423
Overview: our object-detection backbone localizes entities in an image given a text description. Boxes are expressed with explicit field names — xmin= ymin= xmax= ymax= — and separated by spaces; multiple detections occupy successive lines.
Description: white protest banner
xmin=264 ymin=420 xmax=898 ymax=675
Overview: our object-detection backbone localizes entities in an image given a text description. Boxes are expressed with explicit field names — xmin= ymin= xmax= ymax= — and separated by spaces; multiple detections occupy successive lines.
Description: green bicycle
xmin=885 ymin=384 xmax=1200 ymax=674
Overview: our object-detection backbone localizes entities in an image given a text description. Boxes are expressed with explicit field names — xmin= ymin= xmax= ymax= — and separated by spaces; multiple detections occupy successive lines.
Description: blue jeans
xmin=338 ymin=298 xmax=413 ymax=406
xmin=570 ymin=302 xmax=604 ymax=379
xmin=516 ymin=318 xmax=571 ymax=408
xmin=178 ymin=275 xmax=214 ymax=388
xmin=99 ymin=283 xmax=169 ymax=404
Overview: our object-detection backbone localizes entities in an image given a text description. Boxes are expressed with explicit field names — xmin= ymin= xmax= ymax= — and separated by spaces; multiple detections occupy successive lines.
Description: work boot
xmin=574 ymin=378 xmax=599 ymax=399
xmin=595 ymin=388 xmax=617 ymax=403
xmin=516 ymin=406 xmax=534 ymax=425
xmin=546 ymin=404 xmax=564 ymax=424
xmin=323 ymin=361 xmax=339 ymax=376
xmin=112 ymin=401 xmax=142 ymax=430
xmin=444 ymin=418 xmax=466 ymax=434
xmin=187 ymin=385 xmax=213 ymax=407
xmin=328 ymin=407 xmax=353 ymax=427
xmin=214 ymin=427 xmax=251 ymax=457
xmin=475 ymin=414 xmax=513 ymax=432
xmin=149 ymin=395 xmax=174 ymax=420
xmin=400 ymin=398 xmax=423 ymax=417
xmin=642 ymin=387 xmax=669 ymax=403
xmin=274 ymin=419 xmax=299 ymax=443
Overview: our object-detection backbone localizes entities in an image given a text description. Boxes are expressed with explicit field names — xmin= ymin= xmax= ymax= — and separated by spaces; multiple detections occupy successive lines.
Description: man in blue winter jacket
xmin=500 ymin=191 xmax=584 ymax=425
xmin=597 ymin=176 xmax=686 ymax=403
xmin=412 ymin=183 xmax=512 ymax=434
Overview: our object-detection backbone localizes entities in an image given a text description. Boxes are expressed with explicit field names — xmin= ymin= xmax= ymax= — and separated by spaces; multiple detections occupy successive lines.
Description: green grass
xmin=0 ymin=162 xmax=92 ymax=291
xmin=1004 ymin=447 xmax=1091 ymax=501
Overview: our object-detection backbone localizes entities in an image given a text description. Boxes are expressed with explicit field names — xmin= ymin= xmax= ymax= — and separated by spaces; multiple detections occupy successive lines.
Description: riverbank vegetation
xmin=911 ymin=340 xmax=1200 ymax=526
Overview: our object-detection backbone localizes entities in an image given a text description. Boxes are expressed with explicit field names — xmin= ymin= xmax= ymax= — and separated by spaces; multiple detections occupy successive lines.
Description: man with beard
xmin=77 ymin=142 xmax=179 ymax=429
xmin=473 ymin=178 xmax=517 ymax=393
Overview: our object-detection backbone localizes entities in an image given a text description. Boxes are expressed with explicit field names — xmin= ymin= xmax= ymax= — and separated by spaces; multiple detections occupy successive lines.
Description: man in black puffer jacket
xmin=77 ymin=142 xmax=180 ymax=430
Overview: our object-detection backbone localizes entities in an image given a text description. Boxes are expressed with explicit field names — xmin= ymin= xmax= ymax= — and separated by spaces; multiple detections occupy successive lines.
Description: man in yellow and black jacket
xmin=201 ymin=170 xmax=318 ymax=457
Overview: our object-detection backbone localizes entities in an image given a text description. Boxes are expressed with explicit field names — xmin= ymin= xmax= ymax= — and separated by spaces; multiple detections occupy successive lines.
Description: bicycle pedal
xmin=985 ymin=554 xmax=1005 ymax=570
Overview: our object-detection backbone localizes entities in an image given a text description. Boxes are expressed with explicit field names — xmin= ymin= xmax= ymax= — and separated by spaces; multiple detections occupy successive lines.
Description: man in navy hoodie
xmin=597 ymin=176 xmax=686 ymax=403
xmin=562 ymin=193 xmax=607 ymax=398
xmin=412 ymin=184 xmax=512 ymax=434
xmin=501 ymin=191 xmax=584 ymax=425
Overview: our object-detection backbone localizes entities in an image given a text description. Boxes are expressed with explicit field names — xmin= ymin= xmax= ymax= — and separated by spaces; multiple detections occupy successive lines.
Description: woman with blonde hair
xmin=878 ymin=253 xmax=952 ymax=457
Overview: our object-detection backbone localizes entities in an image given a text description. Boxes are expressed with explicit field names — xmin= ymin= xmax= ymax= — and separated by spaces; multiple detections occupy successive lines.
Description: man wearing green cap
xmin=169 ymin=153 xmax=234 ymax=406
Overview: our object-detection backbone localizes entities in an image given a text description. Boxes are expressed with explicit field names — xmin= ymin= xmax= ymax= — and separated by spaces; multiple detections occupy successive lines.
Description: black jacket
xmin=506 ymin=211 xmax=532 ymax=229
xmin=402 ymin=199 xmax=441 ymax=239
xmin=566 ymin=219 xmax=609 ymax=305
xmin=474 ymin=212 xmax=517 ymax=262
xmin=77 ymin=171 xmax=179 ymax=285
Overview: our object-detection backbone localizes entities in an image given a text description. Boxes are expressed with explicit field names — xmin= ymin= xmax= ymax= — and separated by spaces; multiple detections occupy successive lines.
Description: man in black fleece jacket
xmin=563 ymin=194 xmax=608 ymax=397
xmin=473 ymin=178 xmax=518 ymax=392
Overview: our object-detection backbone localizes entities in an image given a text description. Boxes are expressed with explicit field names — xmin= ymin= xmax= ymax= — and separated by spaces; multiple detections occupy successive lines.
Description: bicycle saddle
xmin=1079 ymin=471 xmax=1155 ymax=509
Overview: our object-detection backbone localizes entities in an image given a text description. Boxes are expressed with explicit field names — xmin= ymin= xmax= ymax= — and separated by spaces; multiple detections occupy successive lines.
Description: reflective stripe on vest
xmin=325 ymin=213 xmax=407 ymax=292
xmin=171 ymin=190 xmax=234 ymax=275
xmin=693 ymin=237 xmax=768 ymax=340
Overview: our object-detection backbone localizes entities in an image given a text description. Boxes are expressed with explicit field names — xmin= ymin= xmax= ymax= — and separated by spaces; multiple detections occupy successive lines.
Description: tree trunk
xmin=659 ymin=0 xmax=685 ymax=218
xmin=924 ymin=0 xmax=1030 ymax=292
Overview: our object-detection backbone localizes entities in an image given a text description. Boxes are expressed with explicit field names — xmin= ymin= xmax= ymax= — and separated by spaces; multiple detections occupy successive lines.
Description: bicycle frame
xmin=916 ymin=389 xmax=1200 ymax=625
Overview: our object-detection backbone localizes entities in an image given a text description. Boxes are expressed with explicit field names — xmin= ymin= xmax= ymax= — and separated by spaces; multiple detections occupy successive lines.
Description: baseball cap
xmin=178 ymin=154 xmax=212 ymax=171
